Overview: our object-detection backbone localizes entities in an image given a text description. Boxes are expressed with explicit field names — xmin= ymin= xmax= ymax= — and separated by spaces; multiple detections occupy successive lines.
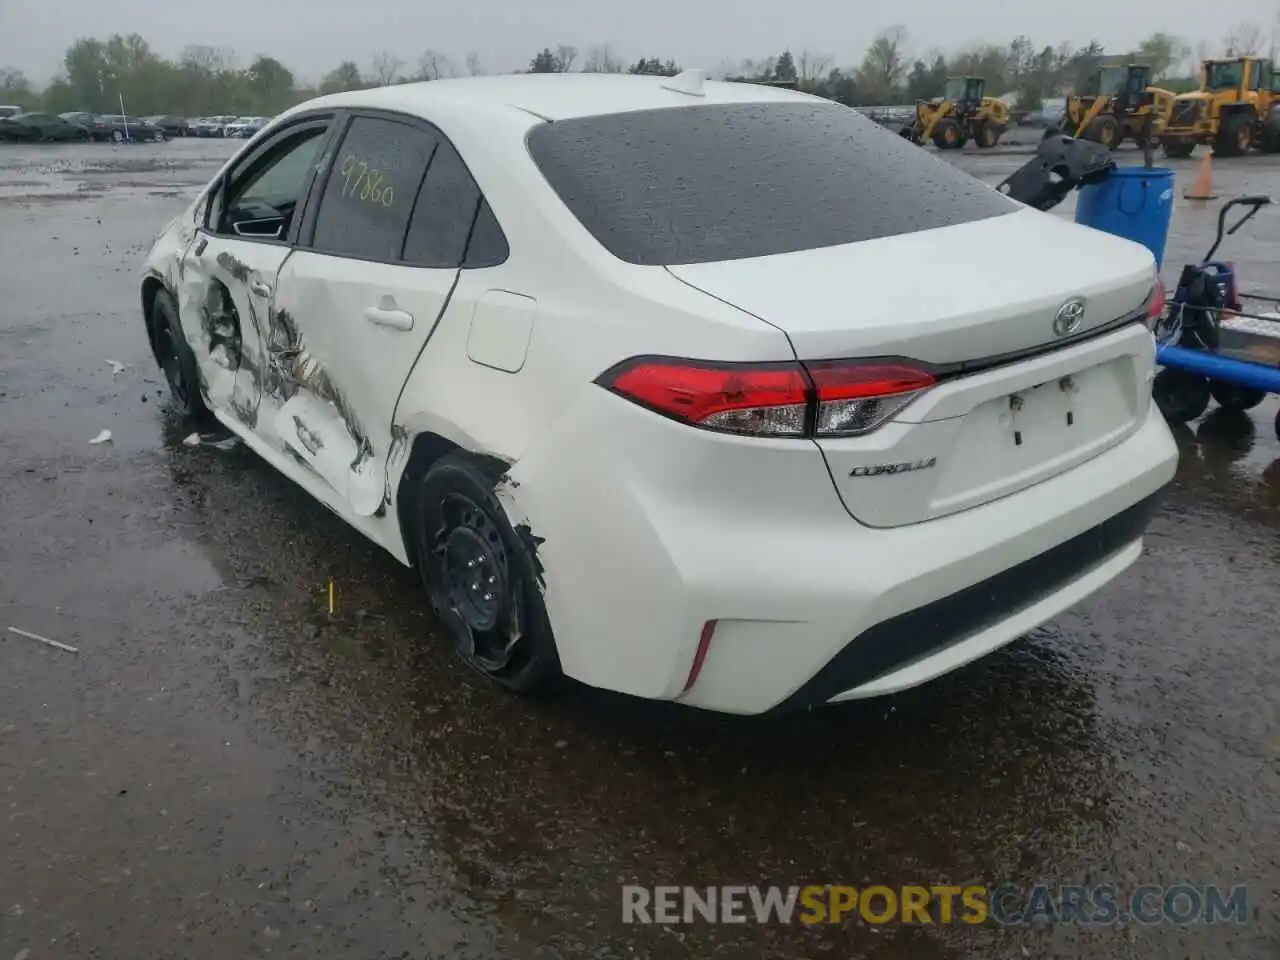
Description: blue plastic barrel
xmin=1074 ymin=166 xmax=1176 ymax=269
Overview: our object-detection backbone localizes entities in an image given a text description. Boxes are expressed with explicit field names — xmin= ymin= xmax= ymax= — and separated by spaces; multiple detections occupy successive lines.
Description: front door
xmin=267 ymin=114 xmax=508 ymax=517
xmin=176 ymin=117 xmax=336 ymax=427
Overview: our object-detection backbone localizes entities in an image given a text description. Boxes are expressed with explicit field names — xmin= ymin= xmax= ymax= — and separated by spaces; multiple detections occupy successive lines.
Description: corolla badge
xmin=1053 ymin=298 xmax=1086 ymax=337
xmin=849 ymin=457 xmax=937 ymax=478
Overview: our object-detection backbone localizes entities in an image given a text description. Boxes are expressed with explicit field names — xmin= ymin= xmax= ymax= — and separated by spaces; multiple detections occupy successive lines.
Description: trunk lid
xmin=667 ymin=209 xmax=1159 ymax=527
xmin=666 ymin=208 xmax=1155 ymax=364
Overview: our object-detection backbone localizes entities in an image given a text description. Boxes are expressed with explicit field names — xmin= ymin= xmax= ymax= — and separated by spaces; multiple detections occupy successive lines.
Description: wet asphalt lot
xmin=0 ymin=135 xmax=1277 ymax=960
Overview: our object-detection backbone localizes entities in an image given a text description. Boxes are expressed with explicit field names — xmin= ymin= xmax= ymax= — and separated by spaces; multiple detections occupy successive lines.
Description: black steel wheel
xmin=1214 ymin=112 xmax=1254 ymax=157
xmin=1153 ymin=368 xmax=1211 ymax=422
xmin=1209 ymin=379 xmax=1267 ymax=412
xmin=150 ymin=288 xmax=208 ymax=419
xmin=932 ymin=118 xmax=963 ymax=149
xmin=1084 ymin=115 xmax=1120 ymax=150
xmin=415 ymin=451 xmax=561 ymax=693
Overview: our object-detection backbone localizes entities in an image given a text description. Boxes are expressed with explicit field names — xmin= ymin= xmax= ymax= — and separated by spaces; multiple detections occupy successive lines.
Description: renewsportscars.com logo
xmin=622 ymin=884 xmax=1251 ymax=926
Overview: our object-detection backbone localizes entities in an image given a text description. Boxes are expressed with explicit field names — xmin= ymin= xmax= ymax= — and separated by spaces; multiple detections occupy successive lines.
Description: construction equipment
xmin=1063 ymin=64 xmax=1175 ymax=149
xmin=899 ymin=76 xmax=1010 ymax=149
xmin=1160 ymin=56 xmax=1280 ymax=158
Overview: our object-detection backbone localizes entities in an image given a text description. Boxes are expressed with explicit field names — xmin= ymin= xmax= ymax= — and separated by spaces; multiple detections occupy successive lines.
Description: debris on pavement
xmin=182 ymin=431 xmax=242 ymax=451
xmin=7 ymin=626 xmax=79 ymax=655
xmin=105 ymin=359 xmax=127 ymax=376
xmin=89 ymin=429 xmax=112 ymax=444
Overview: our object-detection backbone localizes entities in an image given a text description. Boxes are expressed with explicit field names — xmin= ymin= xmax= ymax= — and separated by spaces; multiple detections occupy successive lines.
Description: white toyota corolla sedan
xmin=140 ymin=71 xmax=1178 ymax=714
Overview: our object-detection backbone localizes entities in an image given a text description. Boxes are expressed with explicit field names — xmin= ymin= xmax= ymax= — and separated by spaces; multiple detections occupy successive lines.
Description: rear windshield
xmin=525 ymin=100 xmax=1016 ymax=266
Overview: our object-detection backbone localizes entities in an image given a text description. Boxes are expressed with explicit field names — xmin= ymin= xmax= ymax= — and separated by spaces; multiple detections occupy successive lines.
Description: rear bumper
xmin=765 ymin=492 xmax=1157 ymax=713
xmin=502 ymin=392 xmax=1178 ymax=715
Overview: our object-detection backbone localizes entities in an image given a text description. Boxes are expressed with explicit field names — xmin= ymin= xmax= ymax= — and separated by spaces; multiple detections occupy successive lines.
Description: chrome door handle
xmin=249 ymin=280 xmax=272 ymax=297
xmin=363 ymin=306 xmax=414 ymax=330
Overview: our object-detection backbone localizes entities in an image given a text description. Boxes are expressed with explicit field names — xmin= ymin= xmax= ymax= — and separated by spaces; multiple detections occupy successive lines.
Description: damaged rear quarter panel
xmin=386 ymin=245 xmax=792 ymax=697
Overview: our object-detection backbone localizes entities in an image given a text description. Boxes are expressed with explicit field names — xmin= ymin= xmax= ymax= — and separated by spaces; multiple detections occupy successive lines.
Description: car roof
xmin=287 ymin=71 xmax=821 ymax=125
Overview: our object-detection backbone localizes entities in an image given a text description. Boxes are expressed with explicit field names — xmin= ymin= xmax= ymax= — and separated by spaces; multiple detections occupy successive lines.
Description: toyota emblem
xmin=1053 ymin=298 xmax=1086 ymax=337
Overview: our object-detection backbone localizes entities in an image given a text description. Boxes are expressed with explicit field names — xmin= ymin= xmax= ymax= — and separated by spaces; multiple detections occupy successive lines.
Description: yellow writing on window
xmin=338 ymin=154 xmax=395 ymax=207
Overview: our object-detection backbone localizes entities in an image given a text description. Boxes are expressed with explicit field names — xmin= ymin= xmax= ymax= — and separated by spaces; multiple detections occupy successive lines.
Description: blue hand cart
xmin=1152 ymin=195 xmax=1280 ymax=439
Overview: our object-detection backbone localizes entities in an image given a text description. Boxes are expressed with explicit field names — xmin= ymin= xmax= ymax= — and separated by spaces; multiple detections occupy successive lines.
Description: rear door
xmin=176 ymin=115 xmax=336 ymax=423
xmin=267 ymin=112 xmax=505 ymax=516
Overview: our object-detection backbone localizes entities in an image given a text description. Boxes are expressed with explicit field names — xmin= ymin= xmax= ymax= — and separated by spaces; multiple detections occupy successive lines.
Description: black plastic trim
xmin=765 ymin=491 xmax=1163 ymax=714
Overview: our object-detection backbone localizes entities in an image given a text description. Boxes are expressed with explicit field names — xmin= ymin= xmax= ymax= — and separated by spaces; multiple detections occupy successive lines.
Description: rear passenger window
xmin=311 ymin=117 xmax=438 ymax=262
xmin=464 ymin=200 xmax=509 ymax=268
xmin=402 ymin=141 xmax=488 ymax=268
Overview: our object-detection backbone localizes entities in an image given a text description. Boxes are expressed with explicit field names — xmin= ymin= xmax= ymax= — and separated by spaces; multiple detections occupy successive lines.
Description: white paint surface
xmin=466 ymin=290 xmax=537 ymax=373
xmin=141 ymin=75 xmax=1181 ymax=713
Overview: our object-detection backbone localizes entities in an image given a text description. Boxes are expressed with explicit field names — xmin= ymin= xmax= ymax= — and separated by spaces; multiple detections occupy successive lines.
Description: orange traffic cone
xmin=1184 ymin=151 xmax=1217 ymax=200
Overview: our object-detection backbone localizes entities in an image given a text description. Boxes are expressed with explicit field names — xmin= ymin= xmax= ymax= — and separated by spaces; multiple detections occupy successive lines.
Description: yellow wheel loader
xmin=899 ymin=77 xmax=1011 ymax=150
xmin=1160 ymin=56 xmax=1280 ymax=158
xmin=1062 ymin=64 xmax=1174 ymax=149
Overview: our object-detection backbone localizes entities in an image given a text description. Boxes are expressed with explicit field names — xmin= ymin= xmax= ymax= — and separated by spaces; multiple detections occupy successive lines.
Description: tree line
xmin=0 ymin=22 xmax=1275 ymax=118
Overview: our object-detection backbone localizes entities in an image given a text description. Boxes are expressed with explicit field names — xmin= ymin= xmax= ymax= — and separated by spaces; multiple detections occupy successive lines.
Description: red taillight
xmin=600 ymin=357 xmax=810 ymax=436
xmin=1145 ymin=279 xmax=1165 ymax=330
xmin=1148 ymin=280 xmax=1165 ymax=317
xmin=597 ymin=356 xmax=935 ymax=438
xmin=681 ymin=620 xmax=718 ymax=694
xmin=806 ymin=360 xmax=936 ymax=436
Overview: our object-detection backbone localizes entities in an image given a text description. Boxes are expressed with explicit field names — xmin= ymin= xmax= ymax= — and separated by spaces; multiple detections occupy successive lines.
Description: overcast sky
xmin=4 ymin=0 xmax=1280 ymax=84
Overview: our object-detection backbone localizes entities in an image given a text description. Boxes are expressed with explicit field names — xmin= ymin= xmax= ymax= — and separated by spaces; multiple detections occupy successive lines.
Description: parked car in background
xmin=0 ymin=112 xmax=91 ymax=142
xmin=146 ymin=115 xmax=191 ymax=137
xmin=224 ymin=116 xmax=271 ymax=138
xmin=191 ymin=115 xmax=237 ymax=137
xmin=94 ymin=115 xmax=165 ymax=142
xmin=1025 ymin=98 xmax=1068 ymax=129
xmin=59 ymin=111 xmax=98 ymax=128
xmin=0 ymin=105 xmax=23 ymax=120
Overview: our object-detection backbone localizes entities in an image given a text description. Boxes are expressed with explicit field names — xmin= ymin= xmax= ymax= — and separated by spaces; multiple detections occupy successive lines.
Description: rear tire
xmin=413 ymin=451 xmax=563 ymax=695
xmin=1084 ymin=115 xmax=1120 ymax=150
xmin=932 ymin=118 xmax=963 ymax=149
xmin=1209 ymin=380 xmax=1267 ymax=412
xmin=976 ymin=122 xmax=1003 ymax=148
xmin=1261 ymin=109 xmax=1280 ymax=153
xmin=150 ymin=288 xmax=208 ymax=419
xmin=1153 ymin=369 xmax=1211 ymax=422
xmin=1214 ymin=112 xmax=1254 ymax=156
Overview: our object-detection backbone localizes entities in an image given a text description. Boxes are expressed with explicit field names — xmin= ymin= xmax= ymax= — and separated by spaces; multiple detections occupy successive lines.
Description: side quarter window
xmin=402 ymin=140 xmax=509 ymax=268
xmin=310 ymin=117 xmax=439 ymax=262
xmin=212 ymin=125 xmax=329 ymax=241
